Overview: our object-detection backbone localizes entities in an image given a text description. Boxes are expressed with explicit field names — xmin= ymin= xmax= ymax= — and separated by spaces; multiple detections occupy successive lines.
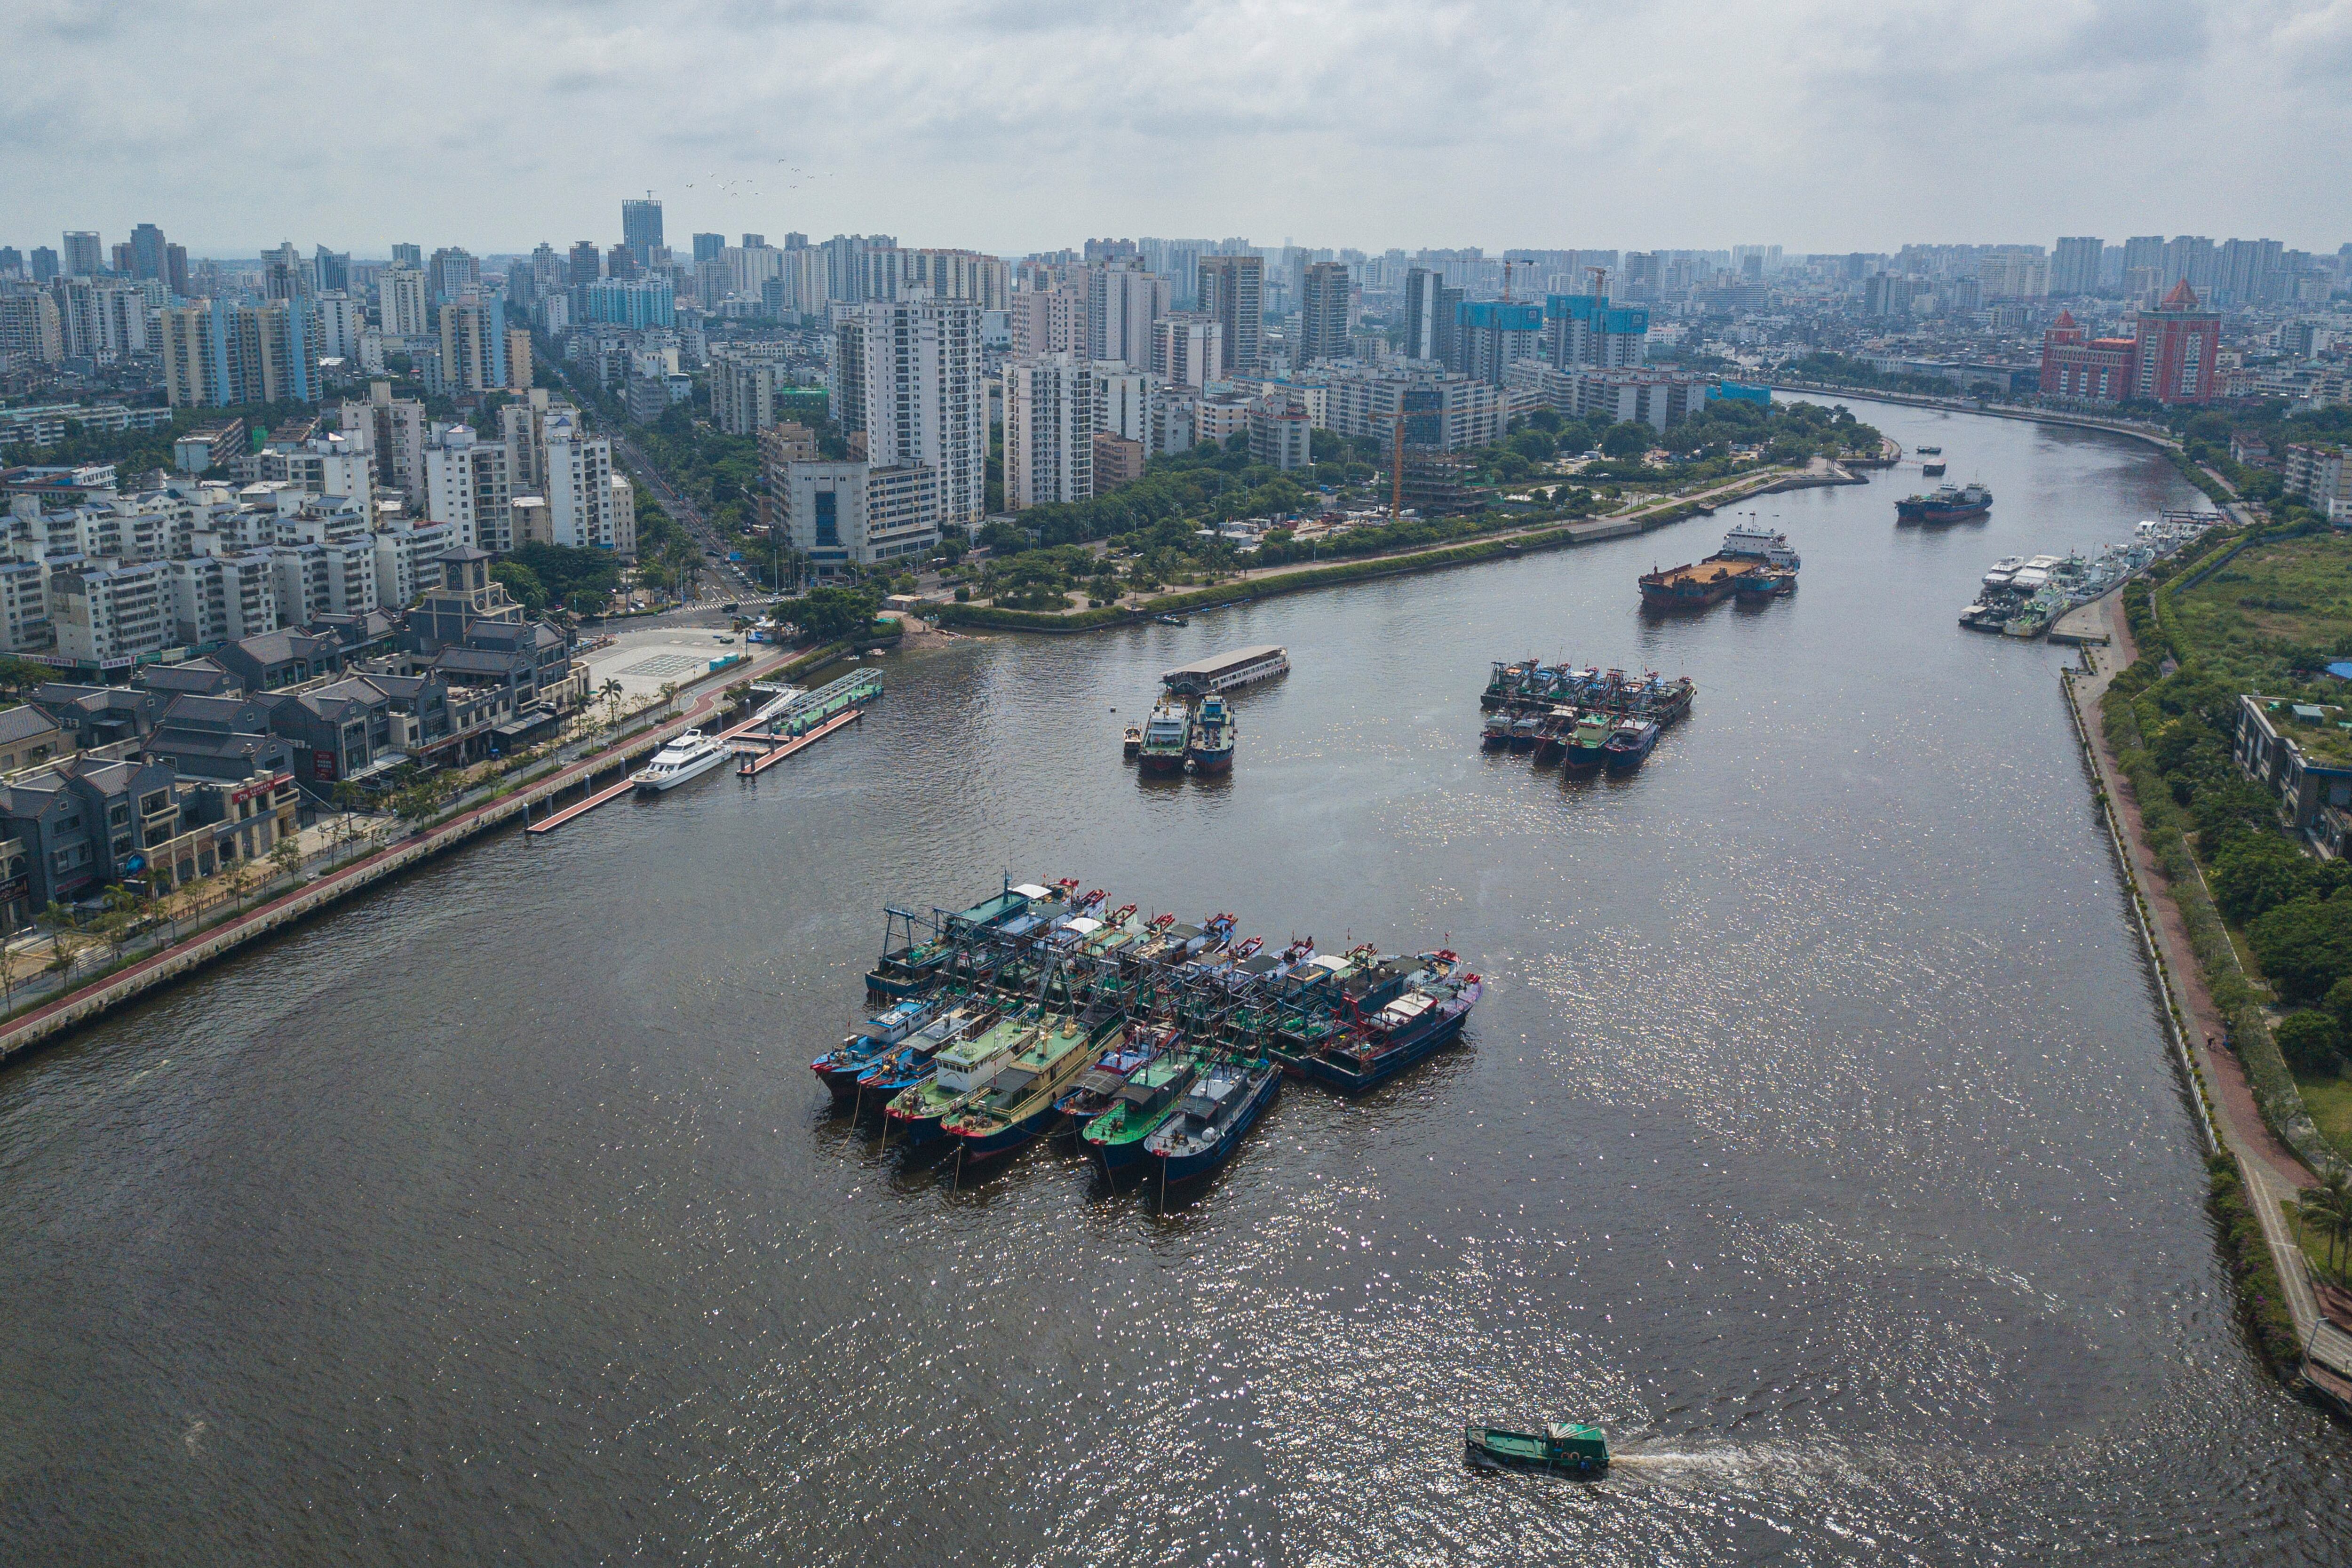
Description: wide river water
xmin=3 ymin=397 xmax=2346 ymax=1564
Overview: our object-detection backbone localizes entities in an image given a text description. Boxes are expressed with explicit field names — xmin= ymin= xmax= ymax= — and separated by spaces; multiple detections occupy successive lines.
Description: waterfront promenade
xmin=0 ymin=642 xmax=799 ymax=1067
xmin=2061 ymin=588 xmax=2352 ymax=1402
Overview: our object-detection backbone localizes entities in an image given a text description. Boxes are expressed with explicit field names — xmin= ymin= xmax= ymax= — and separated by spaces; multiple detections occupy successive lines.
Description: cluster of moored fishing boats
xmin=813 ymin=879 xmax=1482 ymax=1193
xmin=1478 ymin=661 xmax=1696 ymax=772
xmin=1960 ymin=513 xmax=2216 ymax=638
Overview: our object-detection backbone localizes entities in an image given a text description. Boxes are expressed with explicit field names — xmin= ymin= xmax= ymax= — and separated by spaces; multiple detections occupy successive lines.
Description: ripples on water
xmin=0 ymin=399 xmax=2346 ymax=1564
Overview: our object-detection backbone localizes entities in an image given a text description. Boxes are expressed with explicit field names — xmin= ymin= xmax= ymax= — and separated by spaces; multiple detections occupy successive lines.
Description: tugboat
xmin=1464 ymin=1420 xmax=1610 ymax=1475
xmin=1184 ymin=693 xmax=1236 ymax=775
xmin=1733 ymin=567 xmax=1795 ymax=600
xmin=1143 ymin=1057 xmax=1282 ymax=1191
xmin=1601 ymin=717 xmax=1660 ymax=772
xmin=1122 ymin=723 xmax=1142 ymax=760
xmin=1895 ymin=481 xmax=1992 ymax=525
xmin=1562 ymin=710 xmax=1614 ymax=772
xmin=1136 ymin=697 xmax=1190 ymax=775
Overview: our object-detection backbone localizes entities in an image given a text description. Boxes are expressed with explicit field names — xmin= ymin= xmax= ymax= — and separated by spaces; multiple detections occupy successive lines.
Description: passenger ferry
xmin=633 ymin=730 xmax=731 ymax=792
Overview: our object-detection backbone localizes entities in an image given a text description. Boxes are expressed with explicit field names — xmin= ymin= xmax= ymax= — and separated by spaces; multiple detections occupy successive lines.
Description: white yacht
xmin=632 ymin=730 xmax=731 ymax=792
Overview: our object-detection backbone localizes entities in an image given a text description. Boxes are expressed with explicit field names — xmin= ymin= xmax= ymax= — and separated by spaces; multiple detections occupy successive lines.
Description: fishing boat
xmin=1463 ymin=1421 xmax=1609 ymax=1475
xmin=1291 ymin=959 xmax=1482 ymax=1094
xmin=1508 ymin=711 xmax=1544 ymax=751
xmin=1562 ymin=710 xmax=1614 ymax=771
xmin=942 ymin=1013 xmax=1107 ymax=1159
xmin=1122 ymin=724 xmax=1142 ymax=760
xmin=1054 ymin=1020 xmax=1177 ymax=1135
xmin=811 ymin=993 xmax=945 ymax=1103
xmin=1136 ymin=698 xmax=1190 ymax=775
xmin=883 ymin=1012 xmax=1040 ymax=1147
xmin=1480 ymin=712 xmax=1515 ymax=749
xmin=1601 ymin=717 xmax=1660 ymax=772
xmin=632 ymin=729 xmax=731 ymax=792
xmin=1143 ymin=1058 xmax=1283 ymax=1189
xmin=1081 ymin=1051 xmax=1200 ymax=1177
xmin=1532 ymin=707 xmax=1578 ymax=765
xmin=1184 ymin=693 xmax=1236 ymax=775
xmin=852 ymin=1002 xmax=994 ymax=1109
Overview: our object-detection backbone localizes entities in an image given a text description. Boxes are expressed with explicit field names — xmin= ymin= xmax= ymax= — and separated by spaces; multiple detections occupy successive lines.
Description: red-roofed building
xmin=2038 ymin=285 xmax=2222 ymax=406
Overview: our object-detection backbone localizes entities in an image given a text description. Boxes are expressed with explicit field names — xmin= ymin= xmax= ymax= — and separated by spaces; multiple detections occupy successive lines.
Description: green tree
xmin=491 ymin=561 xmax=549 ymax=616
xmin=2248 ymin=894 xmax=2352 ymax=1003
xmin=2296 ymin=1170 xmax=2352 ymax=1279
xmin=2274 ymin=1009 xmax=2345 ymax=1076
xmin=797 ymin=584 xmax=881 ymax=641
xmin=1600 ymin=422 xmax=1650 ymax=459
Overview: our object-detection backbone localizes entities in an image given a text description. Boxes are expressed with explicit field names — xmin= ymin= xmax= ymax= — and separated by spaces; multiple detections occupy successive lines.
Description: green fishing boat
xmin=884 ymin=1012 xmax=1040 ymax=1147
xmin=1081 ymin=1050 xmax=1200 ymax=1178
xmin=1463 ymin=1420 xmax=1609 ymax=1475
xmin=941 ymin=1013 xmax=1108 ymax=1158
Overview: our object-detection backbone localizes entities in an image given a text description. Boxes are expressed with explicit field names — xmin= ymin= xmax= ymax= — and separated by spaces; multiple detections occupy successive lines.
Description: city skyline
xmin=8 ymin=0 xmax=2352 ymax=254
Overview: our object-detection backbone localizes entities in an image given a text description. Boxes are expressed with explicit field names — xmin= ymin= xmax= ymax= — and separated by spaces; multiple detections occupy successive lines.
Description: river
xmin=1 ymin=396 xmax=2344 ymax=1564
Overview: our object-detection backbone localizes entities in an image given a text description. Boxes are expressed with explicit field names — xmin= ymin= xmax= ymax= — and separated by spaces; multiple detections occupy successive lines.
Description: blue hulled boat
xmin=812 ymin=994 xmax=944 ymax=1103
xmin=1601 ymin=718 xmax=1659 ymax=772
xmin=1144 ymin=1059 xmax=1282 ymax=1189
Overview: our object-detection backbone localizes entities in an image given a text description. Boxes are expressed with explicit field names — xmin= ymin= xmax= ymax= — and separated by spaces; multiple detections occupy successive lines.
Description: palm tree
xmin=2297 ymin=1172 xmax=2352 ymax=1282
xmin=600 ymin=677 xmax=625 ymax=728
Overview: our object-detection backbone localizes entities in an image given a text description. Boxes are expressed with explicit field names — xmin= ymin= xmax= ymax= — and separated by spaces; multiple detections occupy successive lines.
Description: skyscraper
xmin=164 ymin=244 xmax=189 ymax=297
xmin=380 ymin=267 xmax=430 ymax=337
xmin=129 ymin=223 xmax=167 ymax=282
xmin=1297 ymin=261 xmax=1351 ymax=367
xmin=30 ymin=247 xmax=59 ymax=283
xmin=264 ymin=242 xmax=308 ymax=300
xmin=314 ymin=246 xmax=350 ymax=294
xmin=569 ymin=241 xmax=602 ymax=287
xmin=1084 ymin=263 xmax=1170 ymax=368
xmin=832 ymin=295 xmax=987 ymax=526
xmin=427 ymin=247 xmax=479 ymax=307
xmin=1152 ymin=314 xmax=1223 ymax=389
xmin=2051 ymin=237 xmax=2102 ymax=298
xmin=1402 ymin=268 xmax=1460 ymax=366
xmin=1197 ymin=254 xmax=1264 ymax=377
xmin=622 ymin=197 xmax=664 ymax=265
xmin=61 ymin=231 xmax=103 ymax=278
xmin=2132 ymin=280 xmax=2221 ymax=404
xmin=390 ymin=242 xmax=424 ymax=270
xmin=693 ymin=232 xmax=726 ymax=266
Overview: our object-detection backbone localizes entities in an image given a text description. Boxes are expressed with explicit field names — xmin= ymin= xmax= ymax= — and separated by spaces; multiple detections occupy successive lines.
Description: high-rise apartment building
xmin=541 ymin=407 xmax=623 ymax=550
xmin=30 ymin=247 xmax=60 ymax=284
xmin=1009 ymin=279 xmax=1085 ymax=358
xmin=568 ymin=241 xmax=601 ymax=287
xmin=1545 ymin=294 xmax=1647 ymax=370
xmin=2051 ymin=237 xmax=2103 ymax=298
xmin=1296 ymin=261 xmax=1351 ymax=367
xmin=390 ymin=243 xmax=424 ymax=270
xmin=622 ymin=198 xmax=664 ymax=266
xmin=1197 ymin=255 xmax=1264 ymax=376
xmin=437 ymin=296 xmax=509 ymax=394
xmin=380 ymin=266 xmax=429 ymax=337
xmin=1083 ymin=264 xmax=1169 ymax=368
xmin=831 ymin=294 xmax=986 ymax=527
xmin=61 ymin=231 xmax=103 ymax=278
xmin=427 ymin=247 xmax=479 ymax=307
xmin=314 ymin=247 xmax=350 ymax=294
xmin=164 ymin=243 xmax=189 ymax=297
xmin=263 ymin=241 xmax=309 ymax=300
xmin=316 ymin=292 xmax=363 ymax=359
xmin=158 ymin=299 xmax=323 ymax=406
xmin=692 ymin=232 xmax=726 ymax=266
xmin=1402 ymin=268 xmax=1460 ymax=366
xmin=0 ymin=294 xmax=65 ymax=366
xmin=2132 ymin=280 xmax=2221 ymax=404
xmin=1455 ymin=302 xmax=1544 ymax=387
xmin=1152 ymin=314 xmax=1223 ymax=389
xmin=582 ymin=277 xmax=675 ymax=329
xmin=129 ymin=223 xmax=168 ymax=283
xmin=340 ymin=381 xmax=431 ymax=502
xmin=423 ymin=424 xmax=515 ymax=552
xmin=1001 ymin=354 xmax=1098 ymax=509
xmin=708 ymin=350 xmax=797 ymax=435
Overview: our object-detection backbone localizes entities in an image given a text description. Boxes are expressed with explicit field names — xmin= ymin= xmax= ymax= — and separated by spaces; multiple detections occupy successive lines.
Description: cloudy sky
xmin=9 ymin=0 xmax=2352 ymax=259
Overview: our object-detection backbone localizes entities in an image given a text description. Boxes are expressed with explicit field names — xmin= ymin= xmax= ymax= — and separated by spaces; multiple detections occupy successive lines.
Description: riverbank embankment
xmin=2059 ymin=587 xmax=2352 ymax=1409
xmin=941 ymin=461 xmax=1855 ymax=635
xmin=0 ymin=634 xmax=887 ymax=1068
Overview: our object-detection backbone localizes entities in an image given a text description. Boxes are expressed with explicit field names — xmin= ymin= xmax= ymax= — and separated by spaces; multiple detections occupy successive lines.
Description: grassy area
xmin=2169 ymin=533 xmax=2352 ymax=689
xmin=2300 ymin=1071 xmax=2352 ymax=1164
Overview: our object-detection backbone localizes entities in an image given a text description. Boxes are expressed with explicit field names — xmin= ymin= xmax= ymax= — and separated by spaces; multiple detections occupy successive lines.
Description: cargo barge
xmin=1638 ymin=520 xmax=1801 ymax=609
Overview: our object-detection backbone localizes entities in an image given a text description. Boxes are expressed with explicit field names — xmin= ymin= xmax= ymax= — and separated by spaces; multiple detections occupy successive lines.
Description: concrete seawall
xmin=0 ymin=642 xmax=823 ymax=1068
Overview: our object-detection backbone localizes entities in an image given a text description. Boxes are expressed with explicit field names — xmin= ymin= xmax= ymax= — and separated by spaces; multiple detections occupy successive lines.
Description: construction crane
xmin=1586 ymin=264 xmax=1608 ymax=299
xmin=1501 ymin=259 xmax=1516 ymax=303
